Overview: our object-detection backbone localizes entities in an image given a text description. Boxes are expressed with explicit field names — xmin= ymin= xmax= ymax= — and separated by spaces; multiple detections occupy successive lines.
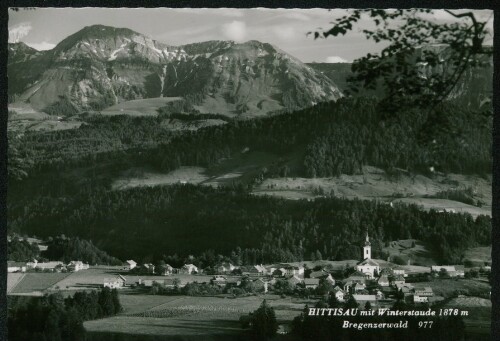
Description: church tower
xmin=363 ymin=231 xmax=371 ymax=259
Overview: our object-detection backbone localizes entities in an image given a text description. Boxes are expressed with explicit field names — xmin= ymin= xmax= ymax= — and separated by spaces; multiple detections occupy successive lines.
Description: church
xmin=356 ymin=232 xmax=380 ymax=278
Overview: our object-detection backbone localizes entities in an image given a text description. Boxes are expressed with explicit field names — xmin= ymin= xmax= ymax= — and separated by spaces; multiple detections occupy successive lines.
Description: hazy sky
xmin=8 ymin=8 xmax=494 ymax=63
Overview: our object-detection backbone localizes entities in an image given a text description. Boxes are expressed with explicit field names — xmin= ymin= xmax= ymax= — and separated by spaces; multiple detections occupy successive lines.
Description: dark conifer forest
xmin=7 ymin=98 xmax=492 ymax=266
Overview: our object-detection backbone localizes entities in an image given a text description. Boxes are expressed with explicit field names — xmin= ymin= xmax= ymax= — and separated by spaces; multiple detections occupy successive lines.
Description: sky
xmin=8 ymin=8 xmax=494 ymax=63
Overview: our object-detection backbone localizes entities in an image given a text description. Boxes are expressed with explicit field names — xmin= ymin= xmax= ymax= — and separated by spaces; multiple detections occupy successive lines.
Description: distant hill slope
xmin=8 ymin=25 xmax=342 ymax=117
xmin=308 ymin=47 xmax=493 ymax=110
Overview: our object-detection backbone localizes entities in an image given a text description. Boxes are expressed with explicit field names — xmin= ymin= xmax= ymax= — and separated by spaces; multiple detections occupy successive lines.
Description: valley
xmin=6 ymin=13 xmax=494 ymax=341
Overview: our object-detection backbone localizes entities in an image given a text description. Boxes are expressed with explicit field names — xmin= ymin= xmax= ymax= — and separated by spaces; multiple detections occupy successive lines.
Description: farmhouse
xmin=211 ymin=275 xmax=227 ymax=286
xmin=104 ymin=275 xmax=126 ymax=289
xmin=332 ymin=286 xmax=345 ymax=302
xmin=7 ymin=261 xmax=26 ymax=273
xmin=304 ymin=278 xmax=319 ymax=289
xmin=33 ymin=261 xmax=64 ymax=271
xmin=180 ymin=264 xmax=198 ymax=274
xmin=287 ymin=275 xmax=303 ymax=287
xmin=253 ymin=278 xmax=269 ymax=293
xmin=217 ymin=262 xmax=236 ymax=274
xmin=413 ymin=295 xmax=428 ymax=303
xmin=157 ymin=264 xmax=174 ymax=275
xmin=309 ymin=269 xmax=328 ymax=279
xmin=414 ymin=287 xmax=434 ymax=297
xmin=390 ymin=275 xmax=405 ymax=287
xmin=141 ymin=263 xmax=156 ymax=274
xmin=431 ymin=265 xmax=465 ymax=277
xmin=241 ymin=265 xmax=265 ymax=276
xmin=352 ymin=294 xmax=377 ymax=306
xmin=125 ymin=260 xmax=137 ymax=270
xmin=377 ymin=275 xmax=390 ymax=287
xmin=67 ymin=261 xmax=89 ymax=272
xmin=283 ymin=265 xmax=304 ymax=276
xmin=273 ymin=268 xmax=285 ymax=277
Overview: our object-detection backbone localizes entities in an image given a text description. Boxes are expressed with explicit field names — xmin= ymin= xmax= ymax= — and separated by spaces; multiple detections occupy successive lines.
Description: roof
xmin=392 ymin=275 xmax=405 ymax=281
xmin=357 ymin=258 xmax=380 ymax=266
xmin=304 ymin=278 xmax=320 ymax=285
xmin=126 ymin=260 xmax=137 ymax=265
xmin=332 ymin=286 xmax=344 ymax=293
xmin=104 ymin=276 xmax=125 ymax=283
xmin=414 ymin=287 xmax=433 ymax=293
xmin=349 ymin=270 xmax=367 ymax=278
xmin=7 ymin=261 xmax=26 ymax=267
xmin=353 ymin=294 xmax=377 ymax=301
xmin=310 ymin=270 xmax=327 ymax=278
xmin=431 ymin=265 xmax=456 ymax=272
xmin=378 ymin=275 xmax=389 ymax=282
xmin=36 ymin=262 xmax=63 ymax=268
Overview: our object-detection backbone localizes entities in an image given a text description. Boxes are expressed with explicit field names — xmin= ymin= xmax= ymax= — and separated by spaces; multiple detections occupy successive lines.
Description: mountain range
xmin=8 ymin=24 xmax=342 ymax=117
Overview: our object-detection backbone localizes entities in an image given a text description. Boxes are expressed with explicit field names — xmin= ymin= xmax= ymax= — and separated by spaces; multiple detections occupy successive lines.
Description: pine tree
xmin=250 ymin=300 xmax=278 ymax=340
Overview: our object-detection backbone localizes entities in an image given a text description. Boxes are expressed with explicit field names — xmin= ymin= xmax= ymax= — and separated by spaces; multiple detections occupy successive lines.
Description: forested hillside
xmin=10 ymin=98 xmax=491 ymax=184
xmin=8 ymin=184 xmax=491 ymax=266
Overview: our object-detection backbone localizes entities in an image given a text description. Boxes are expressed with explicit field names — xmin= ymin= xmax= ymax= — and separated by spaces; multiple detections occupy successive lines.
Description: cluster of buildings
xmin=7 ymin=259 xmax=90 ymax=273
xmin=115 ymin=232 xmax=471 ymax=305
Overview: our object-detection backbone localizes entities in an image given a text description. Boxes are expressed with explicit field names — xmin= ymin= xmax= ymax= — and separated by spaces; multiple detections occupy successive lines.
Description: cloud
xmin=26 ymin=41 xmax=56 ymax=51
xmin=280 ymin=12 xmax=311 ymax=21
xmin=325 ymin=56 xmax=349 ymax=63
xmin=221 ymin=21 xmax=247 ymax=42
xmin=9 ymin=22 xmax=32 ymax=43
xmin=271 ymin=25 xmax=297 ymax=41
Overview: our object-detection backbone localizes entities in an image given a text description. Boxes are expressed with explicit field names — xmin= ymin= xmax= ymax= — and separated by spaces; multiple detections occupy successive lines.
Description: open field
xmin=7 ymin=273 xmax=25 ymax=293
xmin=112 ymin=167 xmax=209 ymax=190
xmin=101 ymin=97 xmax=183 ymax=116
xmin=85 ymin=294 xmax=309 ymax=340
xmin=416 ymin=279 xmax=490 ymax=298
xmin=382 ymin=239 xmax=437 ymax=266
xmin=112 ymin=150 xmax=279 ymax=190
xmin=253 ymin=167 xmax=491 ymax=218
xmin=10 ymin=273 xmax=71 ymax=294
xmin=462 ymin=246 xmax=491 ymax=267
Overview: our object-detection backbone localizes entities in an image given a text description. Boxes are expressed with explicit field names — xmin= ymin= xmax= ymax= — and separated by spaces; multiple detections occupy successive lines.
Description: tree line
xmin=8 ymin=184 xmax=491 ymax=265
xmin=8 ymin=288 xmax=122 ymax=341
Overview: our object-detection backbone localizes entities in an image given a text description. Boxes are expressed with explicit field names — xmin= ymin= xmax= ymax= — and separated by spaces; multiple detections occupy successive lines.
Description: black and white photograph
xmin=3 ymin=5 xmax=496 ymax=341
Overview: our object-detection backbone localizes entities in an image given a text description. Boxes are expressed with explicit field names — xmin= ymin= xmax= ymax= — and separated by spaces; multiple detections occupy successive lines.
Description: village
xmin=7 ymin=232 xmax=490 ymax=308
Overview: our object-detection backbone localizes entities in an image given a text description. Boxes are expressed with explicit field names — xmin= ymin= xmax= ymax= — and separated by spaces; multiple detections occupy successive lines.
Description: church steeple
xmin=363 ymin=231 xmax=371 ymax=259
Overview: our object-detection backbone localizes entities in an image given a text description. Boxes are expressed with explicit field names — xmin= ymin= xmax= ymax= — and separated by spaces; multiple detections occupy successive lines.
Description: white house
xmin=377 ymin=275 xmax=390 ymax=287
xmin=125 ymin=260 xmax=137 ymax=270
xmin=332 ymin=286 xmax=345 ymax=302
xmin=157 ymin=264 xmax=174 ymax=275
xmin=287 ymin=275 xmax=303 ymax=287
xmin=431 ymin=265 xmax=465 ymax=277
xmin=67 ymin=261 xmax=89 ymax=272
xmin=304 ymin=278 xmax=319 ymax=289
xmin=180 ymin=264 xmax=198 ymax=274
xmin=217 ymin=262 xmax=236 ymax=274
xmin=104 ymin=275 xmax=126 ymax=289
xmin=7 ymin=261 xmax=26 ymax=273
xmin=33 ymin=261 xmax=64 ymax=271
xmin=352 ymin=294 xmax=377 ymax=305
xmin=413 ymin=295 xmax=428 ymax=303
xmin=283 ymin=265 xmax=304 ymax=276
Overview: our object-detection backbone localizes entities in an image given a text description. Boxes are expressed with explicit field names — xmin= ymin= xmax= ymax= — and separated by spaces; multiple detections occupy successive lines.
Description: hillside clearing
xmin=253 ymin=167 xmax=491 ymax=217
xmin=101 ymin=97 xmax=184 ymax=116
